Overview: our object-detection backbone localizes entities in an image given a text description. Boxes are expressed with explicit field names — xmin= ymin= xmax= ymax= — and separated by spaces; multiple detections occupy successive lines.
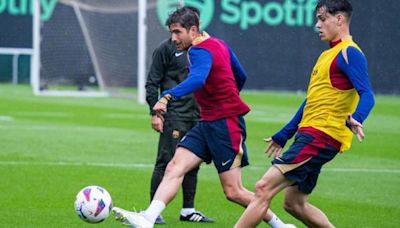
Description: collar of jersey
xmin=192 ymin=32 xmax=210 ymax=45
xmin=330 ymin=35 xmax=353 ymax=48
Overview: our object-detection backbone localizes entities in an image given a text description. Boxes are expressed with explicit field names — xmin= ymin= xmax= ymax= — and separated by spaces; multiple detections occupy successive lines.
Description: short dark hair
xmin=316 ymin=0 xmax=353 ymax=20
xmin=165 ymin=6 xmax=200 ymax=30
xmin=186 ymin=6 xmax=200 ymax=18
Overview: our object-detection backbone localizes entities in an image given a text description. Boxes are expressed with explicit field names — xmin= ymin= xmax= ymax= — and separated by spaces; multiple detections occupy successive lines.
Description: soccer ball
xmin=74 ymin=185 xmax=113 ymax=223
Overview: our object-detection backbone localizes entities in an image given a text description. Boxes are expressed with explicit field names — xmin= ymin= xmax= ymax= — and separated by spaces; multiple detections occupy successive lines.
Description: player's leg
xmin=233 ymin=166 xmax=293 ymax=228
xmin=280 ymin=131 xmax=339 ymax=228
xmin=149 ymin=120 xmax=176 ymax=224
xmin=113 ymin=121 xmax=209 ymax=228
xmin=181 ymin=166 xmax=198 ymax=208
xmin=180 ymin=121 xmax=198 ymax=211
xmin=235 ymin=129 xmax=321 ymax=227
xmin=283 ymin=185 xmax=334 ymax=228
xmin=218 ymin=167 xmax=252 ymax=206
xmin=207 ymin=115 xmax=292 ymax=227
xmin=235 ymin=129 xmax=339 ymax=227
xmin=113 ymin=147 xmax=203 ymax=227
xmin=180 ymin=166 xmax=214 ymax=222
xmin=149 ymin=123 xmax=171 ymax=200
xmin=149 ymin=147 xmax=203 ymax=216
xmin=179 ymin=121 xmax=213 ymax=222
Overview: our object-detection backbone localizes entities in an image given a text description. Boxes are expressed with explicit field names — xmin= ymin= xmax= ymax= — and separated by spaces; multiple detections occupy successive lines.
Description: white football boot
xmin=112 ymin=207 xmax=153 ymax=228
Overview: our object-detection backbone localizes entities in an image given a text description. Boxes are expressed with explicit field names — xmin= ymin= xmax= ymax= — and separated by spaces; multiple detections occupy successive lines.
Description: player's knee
xmin=283 ymin=199 xmax=302 ymax=215
xmin=224 ymin=187 xmax=242 ymax=203
xmin=254 ymin=180 xmax=272 ymax=200
xmin=224 ymin=190 xmax=239 ymax=202
xmin=164 ymin=159 xmax=181 ymax=178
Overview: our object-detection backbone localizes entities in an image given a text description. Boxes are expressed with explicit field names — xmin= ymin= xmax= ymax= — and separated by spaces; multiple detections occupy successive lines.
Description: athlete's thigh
xmin=257 ymin=166 xmax=294 ymax=196
xmin=168 ymin=146 xmax=203 ymax=175
xmin=218 ymin=167 xmax=244 ymax=190
xmin=284 ymin=185 xmax=309 ymax=205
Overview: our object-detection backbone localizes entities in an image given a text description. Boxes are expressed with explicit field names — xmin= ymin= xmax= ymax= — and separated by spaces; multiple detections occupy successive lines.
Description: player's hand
xmin=346 ymin=114 xmax=364 ymax=142
xmin=151 ymin=115 xmax=164 ymax=133
xmin=264 ymin=137 xmax=283 ymax=158
xmin=153 ymin=94 xmax=171 ymax=122
xmin=153 ymin=101 xmax=167 ymax=122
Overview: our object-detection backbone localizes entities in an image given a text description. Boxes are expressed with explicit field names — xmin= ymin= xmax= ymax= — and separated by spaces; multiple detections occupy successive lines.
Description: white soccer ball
xmin=74 ymin=185 xmax=113 ymax=223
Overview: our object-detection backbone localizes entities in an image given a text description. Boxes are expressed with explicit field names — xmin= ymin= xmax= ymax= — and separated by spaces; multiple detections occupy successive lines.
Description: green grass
xmin=0 ymin=84 xmax=399 ymax=227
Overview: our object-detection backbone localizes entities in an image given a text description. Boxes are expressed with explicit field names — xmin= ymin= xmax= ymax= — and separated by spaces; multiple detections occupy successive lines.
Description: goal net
xmin=37 ymin=0 xmax=140 ymax=97
xmin=35 ymin=0 xmax=184 ymax=99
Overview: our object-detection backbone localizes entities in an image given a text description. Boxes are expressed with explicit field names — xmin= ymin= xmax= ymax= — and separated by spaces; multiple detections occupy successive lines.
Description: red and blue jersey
xmin=162 ymin=32 xmax=250 ymax=121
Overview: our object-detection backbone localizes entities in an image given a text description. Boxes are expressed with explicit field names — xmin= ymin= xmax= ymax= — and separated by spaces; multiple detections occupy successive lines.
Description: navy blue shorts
xmin=272 ymin=129 xmax=340 ymax=194
xmin=178 ymin=115 xmax=249 ymax=173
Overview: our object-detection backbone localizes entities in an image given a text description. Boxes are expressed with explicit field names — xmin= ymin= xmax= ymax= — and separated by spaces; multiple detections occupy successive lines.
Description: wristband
xmin=158 ymin=94 xmax=172 ymax=105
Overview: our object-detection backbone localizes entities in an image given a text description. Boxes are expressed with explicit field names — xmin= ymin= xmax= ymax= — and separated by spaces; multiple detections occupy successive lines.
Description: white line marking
xmin=0 ymin=116 xmax=13 ymax=121
xmin=0 ymin=161 xmax=399 ymax=174
xmin=322 ymin=168 xmax=400 ymax=173
xmin=0 ymin=161 xmax=153 ymax=169
xmin=13 ymin=112 xmax=73 ymax=117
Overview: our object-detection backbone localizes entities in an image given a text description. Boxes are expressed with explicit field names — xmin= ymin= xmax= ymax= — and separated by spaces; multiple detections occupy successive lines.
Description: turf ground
xmin=0 ymin=84 xmax=399 ymax=227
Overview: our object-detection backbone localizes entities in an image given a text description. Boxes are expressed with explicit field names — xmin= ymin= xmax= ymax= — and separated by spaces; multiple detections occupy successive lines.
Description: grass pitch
xmin=0 ymin=84 xmax=399 ymax=227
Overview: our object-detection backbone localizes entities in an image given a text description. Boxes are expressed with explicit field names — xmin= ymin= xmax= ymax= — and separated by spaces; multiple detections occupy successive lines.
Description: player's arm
xmin=145 ymin=43 xmax=169 ymax=132
xmin=338 ymin=46 xmax=375 ymax=141
xmin=229 ymin=48 xmax=247 ymax=91
xmin=153 ymin=47 xmax=212 ymax=117
xmin=265 ymin=100 xmax=306 ymax=157
xmin=145 ymin=43 xmax=169 ymax=114
xmin=161 ymin=47 xmax=212 ymax=99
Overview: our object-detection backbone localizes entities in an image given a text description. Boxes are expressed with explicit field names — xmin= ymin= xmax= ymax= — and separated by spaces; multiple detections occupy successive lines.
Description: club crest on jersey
xmin=312 ymin=69 xmax=318 ymax=76
xmin=172 ymin=130 xmax=180 ymax=139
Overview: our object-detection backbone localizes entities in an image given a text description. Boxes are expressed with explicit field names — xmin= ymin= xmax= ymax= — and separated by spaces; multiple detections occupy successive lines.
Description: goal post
xmin=34 ymin=0 xmax=142 ymax=97
xmin=31 ymin=0 xmax=40 ymax=95
xmin=137 ymin=0 xmax=146 ymax=104
xmin=31 ymin=0 xmax=185 ymax=100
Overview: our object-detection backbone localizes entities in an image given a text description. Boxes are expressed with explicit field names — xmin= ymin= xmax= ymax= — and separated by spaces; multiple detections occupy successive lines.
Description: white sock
xmin=180 ymin=208 xmax=195 ymax=216
xmin=143 ymin=200 xmax=165 ymax=224
xmin=267 ymin=212 xmax=286 ymax=228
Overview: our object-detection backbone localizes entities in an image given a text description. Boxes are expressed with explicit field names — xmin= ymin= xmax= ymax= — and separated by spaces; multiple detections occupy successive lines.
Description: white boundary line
xmin=0 ymin=161 xmax=399 ymax=174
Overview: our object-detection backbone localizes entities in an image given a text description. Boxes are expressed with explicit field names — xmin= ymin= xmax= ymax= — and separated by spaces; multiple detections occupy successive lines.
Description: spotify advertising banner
xmin=153 ymin=0 xmax=400 ymax=94
xmin=0 ymin=0 xmax=57 ymax=82
xmin=0 ymin=0 xmax=399 ymax=93
xmin=0 ymin=0 xmax=56 ymax=47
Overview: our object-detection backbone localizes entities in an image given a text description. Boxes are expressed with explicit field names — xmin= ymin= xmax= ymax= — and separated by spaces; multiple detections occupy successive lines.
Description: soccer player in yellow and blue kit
xmin=235 ymin=0 xmax=375 ymax=227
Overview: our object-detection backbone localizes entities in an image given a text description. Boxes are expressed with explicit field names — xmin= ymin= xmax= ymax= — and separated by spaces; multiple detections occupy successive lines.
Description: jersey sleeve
xmin=145 ymin=42 xmax=169 ymax=115
xmin=229 ymin=48 xmax=247 ymax=91
xmin=161 ymin=46 xmax=212 ymax=99
xmin=337 ymin=46 xmax=375 ymax=123
xmin=271 ymin=99 xmax=306 ymax=148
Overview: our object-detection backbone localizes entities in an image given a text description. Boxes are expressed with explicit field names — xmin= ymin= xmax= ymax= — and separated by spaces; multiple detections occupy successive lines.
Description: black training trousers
xmin=150 ymin=120 xmax=199 ymax=208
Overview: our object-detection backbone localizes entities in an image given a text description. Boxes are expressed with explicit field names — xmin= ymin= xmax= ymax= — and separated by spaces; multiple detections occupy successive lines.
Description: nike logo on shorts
xmin=222 ymin=159 xmax=231 ymax=166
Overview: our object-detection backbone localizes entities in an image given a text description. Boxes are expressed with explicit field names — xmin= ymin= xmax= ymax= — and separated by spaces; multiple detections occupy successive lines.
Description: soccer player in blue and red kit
xmin=235 ymin=0 xmax=375 ymax=227
xmin=112 ymin=6 xmax=294 ymax=228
